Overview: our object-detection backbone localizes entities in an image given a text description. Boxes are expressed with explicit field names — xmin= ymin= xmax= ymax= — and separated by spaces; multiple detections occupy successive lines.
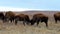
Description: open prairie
xmin=0 ymin=11 xmax=60 ymax=34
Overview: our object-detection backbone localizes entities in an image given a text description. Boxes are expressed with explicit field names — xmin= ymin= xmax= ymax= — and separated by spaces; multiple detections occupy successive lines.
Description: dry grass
xmin=0 ymin=20 xmax=60 ymax=34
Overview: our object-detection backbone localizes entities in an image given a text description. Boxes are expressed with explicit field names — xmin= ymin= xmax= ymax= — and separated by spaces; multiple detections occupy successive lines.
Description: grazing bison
xmin=14 ymin=14 xmax=30 ymax=25
xmin=54 ymin=12 xmax=60 ymax=23
xmin=5 ymin=11 xmax=16 ymax=23
xmin=30 ymin=13 xmax=48 ymax=27
xmin=0 ymin=12 xmax=5 ymax=22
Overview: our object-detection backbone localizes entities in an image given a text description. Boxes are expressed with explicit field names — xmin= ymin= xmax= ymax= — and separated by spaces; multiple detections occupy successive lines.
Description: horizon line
xmin=0 ymin=6 xmax=60 ymax=12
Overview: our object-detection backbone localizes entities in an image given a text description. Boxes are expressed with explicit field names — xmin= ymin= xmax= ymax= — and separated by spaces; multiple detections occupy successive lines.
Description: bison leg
xmin=23 ymin=19 xmax=26 ymax=26
xmin=23 ymin=20 xmax=28 ymax=25
xmin=15 ymin=20 xmax=18 ymax=25
xmin=15 ymin=18 xmax=19 ymax=25
xmin=31 ymin=22 xmax=35 ymax=25
xmin=3 ymin=18 xmax=8 ymax=23
xmin=54 ymin=17 xmax=58 ymax=23
xmin=55 ymin=20 xmax=57 ymax=23
xmin=9 ymin=18 xmax=14 ymax=23
xmin=10 ymin=19 xmax=12 ymax=23
xmin=37 ymin=20 xmax=40 ymax=26
xmin=15 ymin=21 xmax=17 ymax=25
xmin=23 ymin=21 xmax=25 ymax=26
xmin=45 ymin=21 xmax=48 ymax=27
xmin=55 ymin=19 xmax=57 ymax=23
xmin=37 ymin=22 xmax=39 ymax=26
xmin=10 ymin=19 xmax=14 ymax=23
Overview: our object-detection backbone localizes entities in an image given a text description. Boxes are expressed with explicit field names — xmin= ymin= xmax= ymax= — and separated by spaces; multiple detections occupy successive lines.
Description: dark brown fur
xmin=54 ymin=12 xmax=60 ymax=23
xmin=14 ymin=14 xmax=30 ymax=25
xmin=5 ymin=11 xmax=16 ymax=23
xmin=30 ymin=13 xmax=48 ymax=27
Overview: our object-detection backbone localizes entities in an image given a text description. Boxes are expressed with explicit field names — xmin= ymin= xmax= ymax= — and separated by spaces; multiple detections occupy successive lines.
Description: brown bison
xmin=54 ymin=12 xmax=60 ymax=23
xmin=14 ymin=14 xmax=30 ymax=25
xmin=4 ymin=11 xmax=16 ymax=23
xmin=30 ymin=13 xmax=48 ymax=27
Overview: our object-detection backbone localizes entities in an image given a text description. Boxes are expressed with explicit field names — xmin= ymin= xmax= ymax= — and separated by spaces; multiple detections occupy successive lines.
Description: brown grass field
xmin=0 ymin=11 xmax=60 ymax=34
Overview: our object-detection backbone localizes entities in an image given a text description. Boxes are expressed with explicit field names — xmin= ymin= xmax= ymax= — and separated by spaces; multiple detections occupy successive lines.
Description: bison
xmin=4 ymin=11 xmax=16 ymax=23
xmin=0 ymin=12 xmax=5 ymax=22
xmin=54 ymin=12 xmax=60 ymax=23
xmin=30 ymin=13 xmax=48 ymax=27
xmin=14 ymin=14 xmax=30 ymax=25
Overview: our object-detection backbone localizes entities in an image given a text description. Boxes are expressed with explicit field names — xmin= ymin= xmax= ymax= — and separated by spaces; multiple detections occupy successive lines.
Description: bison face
xmin=30 ymin=18 xmax=36 ymax=25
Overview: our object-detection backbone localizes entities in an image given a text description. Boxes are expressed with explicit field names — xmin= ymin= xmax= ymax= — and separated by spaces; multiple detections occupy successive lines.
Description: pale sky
xmin=0 ymin=0 xmax=60 ymax=11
